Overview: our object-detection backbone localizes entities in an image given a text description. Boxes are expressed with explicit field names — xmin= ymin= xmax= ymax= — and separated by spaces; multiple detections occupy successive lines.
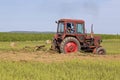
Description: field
xmin=0 ymin=32 xmax=120 ymax=80
xmin=0 ymin=59 xmax=120 ymax=80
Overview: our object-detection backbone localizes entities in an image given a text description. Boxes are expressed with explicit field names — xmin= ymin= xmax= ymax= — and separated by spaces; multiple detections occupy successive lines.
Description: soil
xmin=0 ymin=51 xmax=120 ymax=63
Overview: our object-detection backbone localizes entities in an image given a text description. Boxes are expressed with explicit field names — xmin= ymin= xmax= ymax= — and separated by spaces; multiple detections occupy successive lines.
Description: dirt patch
xmin=0 ymin=51 xmax=120 ymax=63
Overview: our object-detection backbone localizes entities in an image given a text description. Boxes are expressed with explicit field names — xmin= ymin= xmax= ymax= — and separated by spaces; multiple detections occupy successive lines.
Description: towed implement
xmin=51 ymin=19 xmax=106 ymax=54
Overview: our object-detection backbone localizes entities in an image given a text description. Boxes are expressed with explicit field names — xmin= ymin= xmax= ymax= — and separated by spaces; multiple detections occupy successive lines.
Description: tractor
xmin=51 ymin=19 xmax=106 ymax=54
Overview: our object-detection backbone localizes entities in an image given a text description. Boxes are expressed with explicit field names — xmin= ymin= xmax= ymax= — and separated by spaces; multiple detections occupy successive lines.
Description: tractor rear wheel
xmin=60 ymin=37 xmax=80 ymax=53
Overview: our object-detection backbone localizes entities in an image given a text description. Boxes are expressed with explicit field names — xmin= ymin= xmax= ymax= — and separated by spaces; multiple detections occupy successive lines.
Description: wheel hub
xmin=65 ymin=42 xmax=78 ymax=53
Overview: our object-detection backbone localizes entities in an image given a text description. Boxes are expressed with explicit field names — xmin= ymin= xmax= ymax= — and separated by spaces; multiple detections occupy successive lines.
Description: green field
xmin=0 ymin=32 xmax=120 ymax=80
xmin=0 ymin=60 xmax=120 ymax=80
xmin=102 ymin=39 xmax=120 ymax=54
xmin=0 ymin=39 xmax=119 ymax=55
xmin=0 ymin=32 xmax=54 ymax=41
xmin=0 ymin=32 xmax=120 ymax=41
xmin=0 ymin=32 xmax=120 ymax=54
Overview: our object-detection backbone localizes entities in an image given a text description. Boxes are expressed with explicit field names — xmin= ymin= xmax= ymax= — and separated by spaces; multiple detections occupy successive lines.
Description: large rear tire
xmin=60 ymin=37 xmax=81 ymax=54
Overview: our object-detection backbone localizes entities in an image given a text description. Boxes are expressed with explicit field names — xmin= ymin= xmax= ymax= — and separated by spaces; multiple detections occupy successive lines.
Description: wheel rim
xmin=64 ymin=42 xmax=78 ymax=53
xmin=98 ymin=50 xmax=105 ymax=55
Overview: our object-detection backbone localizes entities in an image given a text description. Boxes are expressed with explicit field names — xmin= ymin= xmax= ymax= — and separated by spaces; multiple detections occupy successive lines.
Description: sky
xmin=0 ymin=0 xmax=120 ymax=34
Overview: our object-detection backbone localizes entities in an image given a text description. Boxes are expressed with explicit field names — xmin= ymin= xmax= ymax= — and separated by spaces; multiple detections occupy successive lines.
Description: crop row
xmin=0 ymin=32 xmax=119 ymax=41
xmin=0 ymin=32 xmax=54 ymax=41
xmin=95 ymin=34 xmax=120 ymax=40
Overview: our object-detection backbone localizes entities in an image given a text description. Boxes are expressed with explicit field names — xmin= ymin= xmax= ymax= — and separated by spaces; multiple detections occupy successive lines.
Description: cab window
xmin=57 ymin=22 xmax=64 ymax=33
xmin=66 ymin=23 xmax=74 ymax=33
xmin=76 ymin=24 xmax=84 ymax=34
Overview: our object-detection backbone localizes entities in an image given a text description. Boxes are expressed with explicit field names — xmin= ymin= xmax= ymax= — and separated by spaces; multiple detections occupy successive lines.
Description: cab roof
xmin=59 ymin=19 xmax=85 ymax=23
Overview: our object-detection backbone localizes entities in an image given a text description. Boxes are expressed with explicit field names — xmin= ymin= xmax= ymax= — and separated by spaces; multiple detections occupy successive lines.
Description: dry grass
xmin=0 ymin=51 xmax=120 ymax=63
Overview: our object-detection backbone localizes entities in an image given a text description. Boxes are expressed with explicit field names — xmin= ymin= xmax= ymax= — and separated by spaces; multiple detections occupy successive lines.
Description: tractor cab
xmin=56 ymin=19 xmax=86 ymax=42
xmin=52 ymin=19 xmax=106 ymax=54
xmin=57 ymin=19 xmax=85 ymax=34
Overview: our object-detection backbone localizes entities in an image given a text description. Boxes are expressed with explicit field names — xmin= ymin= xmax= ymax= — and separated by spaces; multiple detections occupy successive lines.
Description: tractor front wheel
xmin=60 ymin=37 xmax=80 ymax=54
xmin=94 ymin=47 xmax=106 ymax=55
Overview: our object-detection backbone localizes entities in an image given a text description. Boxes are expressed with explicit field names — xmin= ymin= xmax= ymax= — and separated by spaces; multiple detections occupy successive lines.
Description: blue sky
xmin=0 ymin=0 xmax=120 ymax=34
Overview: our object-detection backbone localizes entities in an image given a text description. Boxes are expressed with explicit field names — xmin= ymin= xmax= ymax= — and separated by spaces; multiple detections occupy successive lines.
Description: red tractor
xmin=51 ymin=19 xmax=106 ymax=54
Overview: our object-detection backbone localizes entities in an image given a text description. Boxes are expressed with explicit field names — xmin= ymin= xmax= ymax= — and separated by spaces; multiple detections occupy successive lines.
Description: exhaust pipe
xmin=90 ymin=24 xmax=94 ymax=38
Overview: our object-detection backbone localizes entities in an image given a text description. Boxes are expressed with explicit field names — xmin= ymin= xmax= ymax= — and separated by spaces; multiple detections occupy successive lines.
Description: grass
xmin=0 ymin=32 xmax=54 ymax=41
xmin=102 ymin=39 xmax=120 ymax=54
xmin=0 ymin=60 xmax=120 ymax=80
xmin=96 ymin=34 xmax=120 ymax=40
xmin=0 ymin=32 xmax=120 ymax=41
xmin=0 ymin=32 xmax=120 ymax=54
xmin=0 ymin=33 xmax=120 ymax=80
xmin=0 ymin=39 xmax=119 ymax=54
xmin=0 ymin=41 xmax=51 ymax=52
xmin=0 ymin=32 xmax=119 ymax=54
xmin=0 ymin=39 xmax=120 ymax=54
